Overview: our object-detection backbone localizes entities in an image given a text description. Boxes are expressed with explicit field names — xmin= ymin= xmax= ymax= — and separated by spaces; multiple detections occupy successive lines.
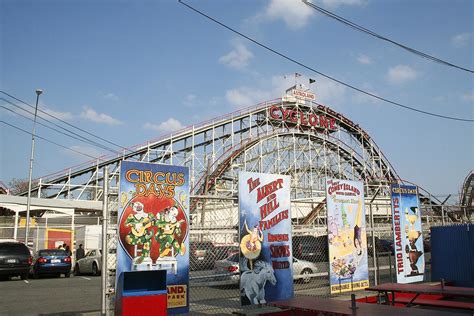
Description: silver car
xmin=213 ymin=253 xmax=318 ymax=284
xmin=293 ymin=257 xmax=319 ymax=283
xmin=74 ymin=249 xmax=102 ymax=276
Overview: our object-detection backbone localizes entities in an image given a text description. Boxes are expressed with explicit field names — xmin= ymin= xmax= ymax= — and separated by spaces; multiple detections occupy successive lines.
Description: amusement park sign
xmin=291 ymin=88 xmax=316 ymax=101
xmin=269 ymin=105 xmax=337 ymax=131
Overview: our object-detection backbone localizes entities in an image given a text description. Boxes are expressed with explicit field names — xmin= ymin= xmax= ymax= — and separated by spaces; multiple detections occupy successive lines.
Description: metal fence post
xmin=101 ymin=168 xmax=109 ymax=316
xmin=369 ymin=202 xmax=378 ymax=285
xmin=441 ymin=205 xmax=445 ymax=225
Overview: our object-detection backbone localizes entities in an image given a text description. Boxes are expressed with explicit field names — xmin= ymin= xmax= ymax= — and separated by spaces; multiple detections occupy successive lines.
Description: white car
xmin=75 ymin=249 xmax=102 ymax=276
xmin=213 ymin=253 xmax=318 ymax=284
xmin=293 ymin=257 xmax=319 ymax=283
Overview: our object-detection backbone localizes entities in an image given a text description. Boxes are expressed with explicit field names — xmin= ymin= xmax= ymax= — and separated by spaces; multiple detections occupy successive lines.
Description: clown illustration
xmin=240 ymin=219 xmax=263 ymax=270
xmin=124 ymin=202 xmax=155 ymax=265
xmin=155 ymin=206 xmax=186 ymax=258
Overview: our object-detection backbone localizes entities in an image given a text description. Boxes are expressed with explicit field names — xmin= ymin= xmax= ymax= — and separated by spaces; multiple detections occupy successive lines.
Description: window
xmin=39 ymin=250 xmax=66 ymax=256
xmin=0 ymin=243 xmax=29 ymax=255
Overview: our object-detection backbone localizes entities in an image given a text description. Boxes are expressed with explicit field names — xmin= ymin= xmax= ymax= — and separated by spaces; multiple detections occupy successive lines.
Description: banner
xmin=326 ymin=179 xmax=369 ymax=294
xmin=390 ymin=184 xmax=425 ymax=283
xmin=117 ymin=161 xmax=190 ymax=314
xmin=239 ymin=172 xmax=293 ymax=305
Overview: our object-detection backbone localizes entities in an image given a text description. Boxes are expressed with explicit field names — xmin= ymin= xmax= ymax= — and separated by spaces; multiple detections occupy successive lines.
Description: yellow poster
xmin=167 ymin=285 xmax=187 ymax=308
xmin=326 ymin=179 xmax=369 ymax=294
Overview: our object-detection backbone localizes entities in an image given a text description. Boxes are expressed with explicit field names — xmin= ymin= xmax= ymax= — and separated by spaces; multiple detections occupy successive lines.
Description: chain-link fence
xmin=0 ymin=198 xmax=469 ymax=315
xmin=179 ymin=198 xmax=451 ymax=314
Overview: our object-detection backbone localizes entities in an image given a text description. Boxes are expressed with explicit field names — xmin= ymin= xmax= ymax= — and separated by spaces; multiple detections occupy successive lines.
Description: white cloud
xmin=219 ymin=41 xmax=254 ymax=70
xmin=461 ymin=92 xmax=474 ymax=102
xmin=183 ymin=94 xmax=197 ymax=107
xmin=41 ymin=107 xmax=74 ymax=121
xmin=352 ymin=82 xmax=380 ymax=105
xmin=209 ymin=96 xmax=222 ymax=106
xmin=225 ymin=88 xmax=272 ymax=108
xmin=2 ymin=103 xmax=73 ymax=121
xmin=225 ymin=73 xmax=348 ymax=109
xmin=103 ymin=93 xmax=119 ymax=101
xmin=252 ymin=0 xmax=366 ymax=30
xmin=386 ymin=65 xmax=418 ymax=85
xmin=451 ymin=33 xmax=471 ymax=47
xmin=321 ymin=0 xmax=367 ymax=8
xmin=80 ymin=106 xmax=122 ymax=125
xmin=144 ymin=118 xmax=184 ymax=132
xmin=433 ymin=95 xmax=446 ymax=103
xmin=306 ymin=76 xmax=347 ymax=105
xmin=357 ymin=53 xmax=372 ymax=65
xmin=263 ymin=0 xmax=314 ymax=29
xmin=270 ymin=74 xmax=348 ymax=105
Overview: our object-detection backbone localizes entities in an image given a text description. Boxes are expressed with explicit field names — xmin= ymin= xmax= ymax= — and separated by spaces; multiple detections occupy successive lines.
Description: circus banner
xmin=390 ymin=184 xmax=425 ymax=283
xmin=239 ymin=171 xmax=293 ymax=305
xmin=117 ymin=161 xmax=190 ymax=314
xmin=326 ymin=178 xmax=369 ymax=294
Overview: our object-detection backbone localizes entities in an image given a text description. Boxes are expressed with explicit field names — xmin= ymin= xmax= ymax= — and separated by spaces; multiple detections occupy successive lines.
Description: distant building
xmin=0 ymin=181 xmax=9 ymax=195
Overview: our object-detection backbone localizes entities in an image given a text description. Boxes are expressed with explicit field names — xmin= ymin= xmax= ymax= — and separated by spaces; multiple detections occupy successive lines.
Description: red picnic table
xmin=267 ymin=296 xmax=467 ymax=316
xmin=365 ymin=283 xmax=474 ymax=311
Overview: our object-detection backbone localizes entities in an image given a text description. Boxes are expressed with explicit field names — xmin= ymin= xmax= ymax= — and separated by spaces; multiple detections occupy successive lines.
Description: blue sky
xmin=1 ymin=0 xmax=473 ymax=201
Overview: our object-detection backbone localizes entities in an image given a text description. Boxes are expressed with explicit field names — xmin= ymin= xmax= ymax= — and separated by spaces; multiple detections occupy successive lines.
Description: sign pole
xmin=101 ymin=167 xmax=109 ymax=315
xmin=369 ymin=203 xmax=378 ymax=285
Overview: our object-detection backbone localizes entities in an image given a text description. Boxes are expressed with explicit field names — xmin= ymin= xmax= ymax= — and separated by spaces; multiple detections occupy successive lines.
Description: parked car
xmin=293 ymin=257 xmax=319 ymax=283
xmin=213 ymin=252 xmax=240 ymax=283
xmin=292 ymin=235 xmax=328 ymax=263
xmin=75 ymin=249 xmax=102 ymax=276
xmin=213 ymin=245 xmax=239 ymax=262
xmin=0 ymin=241 xmax=32 ymax=280
xmin=367 ymin=237 xmax=394 ymax=256
xmin=32 ymin=249 xmax=72 ymax=278
xmin=190 ymin=241 xmax=216 ymax=271
xmin=213 ymin=253 xmax=318 ymax=284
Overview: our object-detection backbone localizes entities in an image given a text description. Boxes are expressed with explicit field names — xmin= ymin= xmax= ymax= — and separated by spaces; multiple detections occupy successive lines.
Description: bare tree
xmin=7 ymin=178 xmax=38 ymax=195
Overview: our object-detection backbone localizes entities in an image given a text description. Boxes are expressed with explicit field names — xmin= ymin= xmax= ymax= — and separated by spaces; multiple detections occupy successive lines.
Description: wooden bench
xmin=394 ymin=296 xmax=474 ymax=311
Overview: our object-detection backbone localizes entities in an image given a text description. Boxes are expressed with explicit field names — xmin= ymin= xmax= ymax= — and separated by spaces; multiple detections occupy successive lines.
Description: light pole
xmin=25 ymin=89 xmax=43 ymax=245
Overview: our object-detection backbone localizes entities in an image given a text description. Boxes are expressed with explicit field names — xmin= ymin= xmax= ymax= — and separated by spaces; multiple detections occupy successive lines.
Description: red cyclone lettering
xmin=309 ymin=114 xmax=318 ymax=126
xmin=270 ymin=106 xmax=281 ymax=119
xmin=289 ymin=110 xmax=297 ymax=123
xmin=300 ymin=112 xmax=308 ymax=125
xmin=282 ymin=109 xmax=291 ymax=121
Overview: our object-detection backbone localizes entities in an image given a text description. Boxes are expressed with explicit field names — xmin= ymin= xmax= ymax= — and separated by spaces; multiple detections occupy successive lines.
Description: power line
xmin=1 ymin=103 xmax=119 ymax=154
xmin=0 ymin=90 xmax=129 ymax=151
xmin=1 ymin=97 xmax=121 ymax=154
xmin=302 ymin=0 xmax=473 ymax=74
xmin=178 ymin=0 xmax=474 ymax=123
xmin=0 ymin=98 xmax=120 ymax=154
xmin=1 ymin=121 xmax=99 ymax=160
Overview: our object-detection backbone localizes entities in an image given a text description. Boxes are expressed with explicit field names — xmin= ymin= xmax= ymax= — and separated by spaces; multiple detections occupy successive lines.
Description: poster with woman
xmin=117 ymin=160 xmax=190 ymax=314
xmin=238 ymin=171 xmax=293 ymax=305
xmin=326 ymin=178 xmax=369 ymax=294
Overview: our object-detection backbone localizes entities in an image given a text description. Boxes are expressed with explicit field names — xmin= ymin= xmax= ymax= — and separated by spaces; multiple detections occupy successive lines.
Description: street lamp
xmin=25 ymin=89 xmax=43 ymax=245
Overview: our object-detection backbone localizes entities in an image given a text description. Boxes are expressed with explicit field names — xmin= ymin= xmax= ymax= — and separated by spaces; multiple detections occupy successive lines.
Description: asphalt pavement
xmin=0 ymin=258 xmax=417 ymax=315
xmin=0 ymin=275 xmax=101 ymax=315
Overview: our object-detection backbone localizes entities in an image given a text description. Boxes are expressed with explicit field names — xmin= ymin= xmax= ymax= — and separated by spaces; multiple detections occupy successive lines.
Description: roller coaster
xmin=19 ymin=86 xmax=454 ymax=225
